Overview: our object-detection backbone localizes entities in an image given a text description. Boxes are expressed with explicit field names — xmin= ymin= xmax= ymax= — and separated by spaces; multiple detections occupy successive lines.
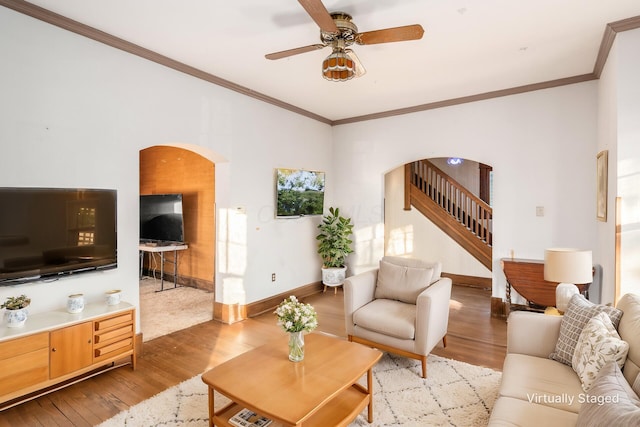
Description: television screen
xmin=276 ymin=169 xmax=325 ymax=218
xmin=0 ymin=188 xmax=118 ymax=285
xmin=139 ymin=194 xmax=185 ymax=243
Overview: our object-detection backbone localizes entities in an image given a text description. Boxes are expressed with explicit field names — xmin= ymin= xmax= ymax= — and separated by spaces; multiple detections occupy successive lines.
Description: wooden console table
xmin=0 ymin=302 xmax=135 ymax=409
xmin=501 ymin=258 xmax=590 ymax=310
xmin=202 ymin=333 xmax=382 ymax=426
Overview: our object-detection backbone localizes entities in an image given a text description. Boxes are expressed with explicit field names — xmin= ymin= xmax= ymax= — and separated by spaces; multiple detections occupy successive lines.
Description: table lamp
xmin=544 ymin=248 xmax=593 ymax=314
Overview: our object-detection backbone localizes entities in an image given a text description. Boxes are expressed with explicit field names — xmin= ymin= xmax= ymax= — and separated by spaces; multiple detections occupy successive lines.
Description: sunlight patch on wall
xmin=387 ymin=225 xmax=415 ymax=256
xmin=217 ymin=207 xmax=248 ymax=304
xmin=353 ymin=223 xmax=385 ymax=273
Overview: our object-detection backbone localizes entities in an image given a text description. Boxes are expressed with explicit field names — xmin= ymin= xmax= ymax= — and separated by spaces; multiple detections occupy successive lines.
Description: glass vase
xmin=288 ymin=331 xmax=305 ymax=362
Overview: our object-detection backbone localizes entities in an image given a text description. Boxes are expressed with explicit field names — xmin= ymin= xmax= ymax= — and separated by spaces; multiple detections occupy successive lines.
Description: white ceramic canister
xmin=105 ymin=289 xmax=121 ymax=306
xmin=67 ymin=293 xmax=85 ymax=313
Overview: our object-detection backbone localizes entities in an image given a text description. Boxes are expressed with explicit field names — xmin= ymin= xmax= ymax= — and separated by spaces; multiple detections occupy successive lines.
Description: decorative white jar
xmin=67 ymin=294 xmax=85 ymax=314
xmin=105 ymin=289 xmax=121 ymax=306
xmin=5 ymin=308 xmax=28 ymax=328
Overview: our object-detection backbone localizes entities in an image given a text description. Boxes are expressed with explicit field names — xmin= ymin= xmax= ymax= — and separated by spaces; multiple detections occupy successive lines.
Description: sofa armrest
xmin=343 ymin=268 xmax=378 ymax=335
xmin=415 ymin=277 xmax=453 ymax=354
xmin=507 ymin=311 xmax=562 ymax=357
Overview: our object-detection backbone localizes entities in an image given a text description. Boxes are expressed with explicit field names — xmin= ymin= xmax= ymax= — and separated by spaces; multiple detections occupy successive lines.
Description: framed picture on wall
xmin=597 ymin=150 xmax=608 ymax=222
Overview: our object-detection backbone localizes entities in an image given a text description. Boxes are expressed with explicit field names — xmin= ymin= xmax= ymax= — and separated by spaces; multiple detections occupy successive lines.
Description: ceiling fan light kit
xmin=266 ymin=0 xmax=424 ymax=82
xmin=322 ymin=49 xmax=355 ymax=81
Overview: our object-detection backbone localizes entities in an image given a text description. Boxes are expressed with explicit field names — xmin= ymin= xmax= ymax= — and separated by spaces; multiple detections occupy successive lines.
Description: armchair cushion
xmin=353 ymin=299 xmax=416 ymax=340
xmin=374 ymin=259 xmax=434 ymax=304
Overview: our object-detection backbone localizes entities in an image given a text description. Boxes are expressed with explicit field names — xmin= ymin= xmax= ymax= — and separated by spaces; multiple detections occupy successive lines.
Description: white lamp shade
xmin=544 ymin=248 xmax=593 ymax=284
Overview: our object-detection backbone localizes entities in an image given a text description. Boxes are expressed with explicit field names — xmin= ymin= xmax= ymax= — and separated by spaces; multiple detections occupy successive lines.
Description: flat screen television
xmin=139 ymin=194 xmax=185 ymax=244
xmin=276 ymin=168 xmax=325 ymax=218
xmin=0 ymin=187 xmax=118 ymax=286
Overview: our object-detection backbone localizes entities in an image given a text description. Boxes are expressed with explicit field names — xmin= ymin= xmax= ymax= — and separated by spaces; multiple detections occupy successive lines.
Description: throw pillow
xmin=576 ymin=361 xmax=640 ymax=427
xmin=550 ymin=294 xmax=623 ymax=366
xmin=572 ymin=312 xmax=629 ymax=391
xmin=375 ymin=260 xmax=434 ymax=304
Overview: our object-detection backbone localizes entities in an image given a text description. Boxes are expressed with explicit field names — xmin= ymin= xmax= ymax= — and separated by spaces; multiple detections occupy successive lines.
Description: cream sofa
xmin=488 ymin=293 xmax=640 ymax=426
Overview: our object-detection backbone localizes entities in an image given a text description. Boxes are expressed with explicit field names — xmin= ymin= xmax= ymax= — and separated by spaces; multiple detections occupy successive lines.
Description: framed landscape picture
xmin=597 ymin=150 xmax=608 ymax=222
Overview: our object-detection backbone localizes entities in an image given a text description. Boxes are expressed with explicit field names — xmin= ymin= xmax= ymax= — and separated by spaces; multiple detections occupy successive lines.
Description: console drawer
xmin=0 ymin=333 xmax=49 ymax=397
xmin=94 ymin=337 xmax=133 ymax=359
xmin=95 ymin=312 xmax=133 ymax=331
xmin=94 ymin=324 xmax=133 ymax=344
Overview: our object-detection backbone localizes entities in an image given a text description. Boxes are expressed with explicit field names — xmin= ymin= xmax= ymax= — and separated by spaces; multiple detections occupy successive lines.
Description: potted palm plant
xmin=2 ymin=294 xmax=31 ymax=328
xmin=316 ymin=207 xmax=354 ymax=290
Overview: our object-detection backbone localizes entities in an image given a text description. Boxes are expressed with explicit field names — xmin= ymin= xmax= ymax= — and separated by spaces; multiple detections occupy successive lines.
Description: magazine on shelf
xmin=228 ymin=408 xmax=273 ymax=427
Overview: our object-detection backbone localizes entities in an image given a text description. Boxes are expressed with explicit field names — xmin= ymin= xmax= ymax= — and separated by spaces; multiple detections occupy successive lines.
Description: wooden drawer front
xmin=0 ymin=347 xmax=49 ymax=397
xmin=0 ymin=333 xmax=49 ymax=360
xmin=95 ymin=311 xmax=133 ymax=331
xmin=94 ymin=324 xmax=133 ymax=344
xmin=94 ymin=337 xmax=132 ymax=360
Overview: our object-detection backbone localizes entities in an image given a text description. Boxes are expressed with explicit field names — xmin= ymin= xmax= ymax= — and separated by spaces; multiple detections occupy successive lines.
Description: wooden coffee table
xmin=201 ymin=333 xmax=382 ymax=427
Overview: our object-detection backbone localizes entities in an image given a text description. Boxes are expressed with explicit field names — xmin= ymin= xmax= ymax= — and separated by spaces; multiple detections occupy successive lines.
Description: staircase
xmin=404 ymin=160 xmax=492 ymax=270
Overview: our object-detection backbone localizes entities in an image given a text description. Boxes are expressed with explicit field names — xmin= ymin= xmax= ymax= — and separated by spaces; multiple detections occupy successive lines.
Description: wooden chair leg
xmin=323 ymin=285 xmax=327 ymax=293
xmin=442 ymin=335 xmax=447 ymax=348
xmin=421 ymin=356 xmax=427 ymax=378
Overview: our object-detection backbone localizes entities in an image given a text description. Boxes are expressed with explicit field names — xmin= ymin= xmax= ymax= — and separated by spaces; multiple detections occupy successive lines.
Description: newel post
xmin=404 ymin=163 xmax=412 ymax=211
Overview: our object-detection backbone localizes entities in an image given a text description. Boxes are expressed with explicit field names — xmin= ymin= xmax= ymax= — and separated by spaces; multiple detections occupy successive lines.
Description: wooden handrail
xmin=405 ymin=160 xmax=493 ymax=246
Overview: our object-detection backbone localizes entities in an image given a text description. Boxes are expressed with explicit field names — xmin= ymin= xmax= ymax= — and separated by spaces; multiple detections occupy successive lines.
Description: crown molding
xmin=2 ymin=1 xmax=639 ymax=127
xmin=332 ymin=74 xmax=597 ymax=126
xmin=0 ymin=0 xmax=333 ymax=125
xmin=593 ymin=15 xmax=640 ymax=78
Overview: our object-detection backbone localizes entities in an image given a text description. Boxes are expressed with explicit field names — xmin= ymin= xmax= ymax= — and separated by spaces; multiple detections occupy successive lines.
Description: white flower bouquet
xmin=274 ymin=296 xmax=318 ymax=333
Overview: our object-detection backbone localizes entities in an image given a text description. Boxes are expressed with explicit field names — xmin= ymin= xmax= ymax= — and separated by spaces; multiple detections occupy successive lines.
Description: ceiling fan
xmin=265 ymin=0 xmax=424 ymax=82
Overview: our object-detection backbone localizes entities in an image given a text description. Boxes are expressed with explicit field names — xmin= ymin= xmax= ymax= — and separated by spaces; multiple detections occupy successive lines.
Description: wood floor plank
xmin=0 ymin=285 xmax=506 ymax=425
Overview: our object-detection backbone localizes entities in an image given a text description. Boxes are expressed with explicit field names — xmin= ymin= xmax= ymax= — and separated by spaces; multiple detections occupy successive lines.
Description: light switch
xmin=536 ymin=206 xmax=544 ymax=217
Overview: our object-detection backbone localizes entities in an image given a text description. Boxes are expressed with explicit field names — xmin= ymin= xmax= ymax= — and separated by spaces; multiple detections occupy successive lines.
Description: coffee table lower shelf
xmin=213 ymin=383 xmax=371 ymax=427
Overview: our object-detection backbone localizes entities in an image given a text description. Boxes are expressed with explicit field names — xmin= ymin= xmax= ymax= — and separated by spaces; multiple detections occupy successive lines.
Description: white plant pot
xmin=5 ymin=308 xmax=28 ymax=328
xmin=321 ymin=266 xmax=347 ymax=286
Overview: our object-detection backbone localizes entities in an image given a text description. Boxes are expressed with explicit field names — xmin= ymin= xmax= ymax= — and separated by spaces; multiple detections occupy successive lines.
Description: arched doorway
xmin=383 ymin=157 xmax=493 ymax=281
xmin=138 ymin=144 xmax=217 ymax=340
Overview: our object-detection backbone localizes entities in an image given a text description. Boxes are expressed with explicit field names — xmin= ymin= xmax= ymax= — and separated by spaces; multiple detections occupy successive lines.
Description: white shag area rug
xmin=98 ymin=352 xmax=501 ymax=427
xmin=139 ymin=278 xmax=214 ymax=342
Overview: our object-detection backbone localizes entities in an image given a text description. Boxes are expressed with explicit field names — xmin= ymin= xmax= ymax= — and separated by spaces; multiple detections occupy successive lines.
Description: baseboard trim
xmin=441 ymin=273 xmax=492 ymax=289
xmin=214 ymin=281 xmax=324 ymax=324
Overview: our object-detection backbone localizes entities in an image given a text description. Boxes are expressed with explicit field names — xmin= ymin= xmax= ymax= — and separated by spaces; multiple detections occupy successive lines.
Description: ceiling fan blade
xmin=356 ymin=24 xmax=425 ymax=45
xmin=346 ymin=50 xmax=366 ymax=78
xmin=265 ymin=44 xmax=326 ymax=60
xmin=297 ymin=0 xmax=339 ymax=33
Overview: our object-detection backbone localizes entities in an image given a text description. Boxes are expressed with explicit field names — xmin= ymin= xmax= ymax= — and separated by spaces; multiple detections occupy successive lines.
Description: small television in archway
xmin=139 ymin=193 xmax=185 ymax=244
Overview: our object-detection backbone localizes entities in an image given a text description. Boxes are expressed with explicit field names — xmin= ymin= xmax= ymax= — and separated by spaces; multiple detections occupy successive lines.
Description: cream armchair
xmin=344 ymin=256 xmax=452 ymax=378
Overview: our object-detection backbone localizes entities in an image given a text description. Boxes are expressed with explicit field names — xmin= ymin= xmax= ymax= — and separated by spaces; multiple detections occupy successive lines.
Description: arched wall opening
xmin=139 ymin=144 xmax=218 ymax=292
xmin=383 ymin=157 xmax=493 ymax=281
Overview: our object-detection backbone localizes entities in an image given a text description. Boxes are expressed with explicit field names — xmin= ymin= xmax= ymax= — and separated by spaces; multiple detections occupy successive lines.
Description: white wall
xmin=0 ymin=8 xmax=332 ymax=327
xmin=616 ymin=28 xmax=640 ymax=298
xmin=332 ymin=83 xmax=599 ymax=300
xmin=596 ymin=34 xmax=619 ymax=304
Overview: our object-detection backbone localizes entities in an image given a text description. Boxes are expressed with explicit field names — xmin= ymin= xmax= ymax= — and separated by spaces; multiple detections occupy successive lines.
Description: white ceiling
xmin=20 ymin=1 xmax=640 ymax=122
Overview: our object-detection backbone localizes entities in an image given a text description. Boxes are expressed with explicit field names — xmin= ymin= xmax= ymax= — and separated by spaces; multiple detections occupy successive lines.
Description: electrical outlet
xmin=272 ymin=273 xmax=276 ymax=282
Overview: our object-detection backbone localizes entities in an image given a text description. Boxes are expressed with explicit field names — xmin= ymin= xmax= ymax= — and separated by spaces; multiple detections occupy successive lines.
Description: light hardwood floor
xmin=0 ymin=285 xmax=506 ymax=426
